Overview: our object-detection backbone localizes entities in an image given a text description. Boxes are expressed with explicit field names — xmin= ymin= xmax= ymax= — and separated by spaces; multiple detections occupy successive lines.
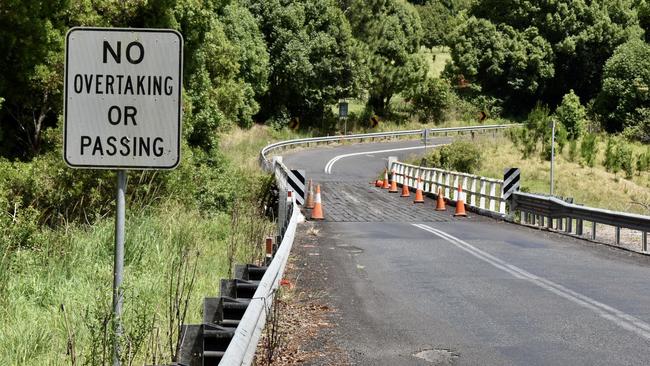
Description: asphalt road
xmin=281 ymin=139 xmax=650 ymax=366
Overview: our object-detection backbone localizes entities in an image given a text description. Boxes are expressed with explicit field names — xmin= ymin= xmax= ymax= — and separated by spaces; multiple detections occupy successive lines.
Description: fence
xmin=391 ymin=161 xmax=507 ymax=216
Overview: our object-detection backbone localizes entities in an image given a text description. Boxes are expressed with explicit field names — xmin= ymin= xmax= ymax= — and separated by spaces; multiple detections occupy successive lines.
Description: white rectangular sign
xmin=64 ymin=27 xmax=183 ymax=169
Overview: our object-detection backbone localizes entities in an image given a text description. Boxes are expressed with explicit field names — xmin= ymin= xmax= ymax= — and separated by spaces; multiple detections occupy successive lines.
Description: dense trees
xmin=441 ymin=0 xmax=650 ymax=136
xmin=596 ymin=39 xmax=650 ymax=141
xmin=446 ymin=17 xmax=554 ymax=108
xmin=348 ymin=0 xmax=427 ymax=116
xmin=245 ymin=0 xmax=365 ymax=123
xmin=1 ymin=0 xmax=649 ymax=161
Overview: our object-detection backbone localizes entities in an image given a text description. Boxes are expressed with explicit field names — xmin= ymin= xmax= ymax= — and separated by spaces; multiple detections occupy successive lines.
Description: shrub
xmin=616 ymin=143 xmax=634 ymax=179
xmin=555 ymin=90 xmax=587 ymax=140
xmin=426 ymin=140 xmax=483 ymax=174
xmin=580 ymin=133 xmax=598 ymax=168
xmin=407 ymin=77 xmax=453 ymax=123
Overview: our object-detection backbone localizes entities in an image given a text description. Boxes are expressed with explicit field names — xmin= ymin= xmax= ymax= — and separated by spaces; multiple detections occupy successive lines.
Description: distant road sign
xmin=338 ymin=101 xmax=348 ymax=119
xmin=64 ymin=27 xmax=183 ymax=169
xmin=370 ymin=115 xmax=379 ymax=128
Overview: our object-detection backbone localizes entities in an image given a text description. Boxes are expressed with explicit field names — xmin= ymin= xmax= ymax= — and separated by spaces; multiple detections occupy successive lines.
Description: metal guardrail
xmin=512 ymin=192 xmax=649 ymax=252
xmin=259 ymin=124 xmax=518 ymax=171
xmin=219 ymin=160 xmax=301 ymax=365
xmin=392 ymin=162 xmax=507 ymax=215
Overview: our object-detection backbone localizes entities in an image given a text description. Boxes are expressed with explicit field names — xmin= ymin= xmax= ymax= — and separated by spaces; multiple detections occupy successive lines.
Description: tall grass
xmin=474 ymin=134 xmax=650 ymax=215
xmin=0 ymin=199 xmax=273 ymax=365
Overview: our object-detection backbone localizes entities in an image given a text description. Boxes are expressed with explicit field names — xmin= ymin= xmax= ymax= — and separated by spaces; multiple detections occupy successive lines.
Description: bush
xmin=580 ymin=133 xmax=598 ymax=168
xmin=407 ymin=77 xmax=453 ymax=123
xmin=555 ymin=90 xmax=587 ymax=139
xmin=425 ymin=140 xmax=483 ymax=174
xmin=603 ymin=137 xmax=634 ymax=178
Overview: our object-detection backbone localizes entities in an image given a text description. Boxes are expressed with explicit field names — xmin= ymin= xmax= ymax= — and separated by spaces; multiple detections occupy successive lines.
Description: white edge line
xmin=412 ymin=223 xmax=650 ymax=340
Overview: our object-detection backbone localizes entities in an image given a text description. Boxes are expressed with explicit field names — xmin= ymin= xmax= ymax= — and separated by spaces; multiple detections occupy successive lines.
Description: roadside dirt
xmin=254 ymin=223 xmax=350 ymax=366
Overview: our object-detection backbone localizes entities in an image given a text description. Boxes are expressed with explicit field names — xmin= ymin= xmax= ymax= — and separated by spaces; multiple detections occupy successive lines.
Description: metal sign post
xmin=550 ymin=119 xmax=556 ymax=195
xmin=64 ymin=27 xmax=183 ymax=366
xmin=422 ymin=129 xmax=429 ymax=155
xmin=112 ymin=170 xmax=126 ymax=365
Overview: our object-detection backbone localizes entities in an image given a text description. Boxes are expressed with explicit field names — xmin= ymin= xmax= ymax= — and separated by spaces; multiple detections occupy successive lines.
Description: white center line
xmin=413 ymin=223 xmax=650 ymax=340
xmin=324 ymin=145 xmax=430 ymax=174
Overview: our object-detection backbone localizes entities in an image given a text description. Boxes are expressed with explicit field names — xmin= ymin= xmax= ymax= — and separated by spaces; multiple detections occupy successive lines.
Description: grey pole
xmin=112 ymin=170 xmax=127 ymax=366
xmin=550 ymin=119 xmax=555 ymax=196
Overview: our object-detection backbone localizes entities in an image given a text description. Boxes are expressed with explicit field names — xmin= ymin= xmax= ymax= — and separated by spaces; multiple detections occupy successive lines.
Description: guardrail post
xmin=643 ymin=232 xmax=648 ymax=252
xmin=615 ymin=227 xmax=621 ymax=245
xmin=591 ymin=222 xmax=597 ymax=240
xmin=489 ymin=183 xmax=496 ymax=212
xmin=462 ymin=176 xmax=468 ymax=201
xmin=558 ymin=217 xmax=564 ymax=231
xmin=479 ymin=180 xmax=486 ymax=209
xmin=576 ymin=219 xmax=583 ymax=236
xmin=566 ymin=217 xmax=573 ymax=234
xmin=470 ymin=178 xmax=477 ymax=207
xmin=547 ymin=217 xmax=553 ymax=229
xmin=452 ymin=175 xmax=459 ymax=200
xmin=444 ymin=173 xmax=450 ymax=198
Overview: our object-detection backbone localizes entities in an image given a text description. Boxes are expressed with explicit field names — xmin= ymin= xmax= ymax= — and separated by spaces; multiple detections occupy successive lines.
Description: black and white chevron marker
xmin=502 ymin=167 xmax=520 ymax=200
xmin=287 ymin=169 xmax=306 ymax=205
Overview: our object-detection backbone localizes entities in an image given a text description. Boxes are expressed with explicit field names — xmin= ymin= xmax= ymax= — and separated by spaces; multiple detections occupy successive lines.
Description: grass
xmin=423 ymin=46 xmax=452 ymax=78
xmin=219 ymin=124 xmax=309 ymax=171
xmin=473 ymin=134 xmax=650 ymax=215
xmin=0 ymin=201 xmax=273 ymax=365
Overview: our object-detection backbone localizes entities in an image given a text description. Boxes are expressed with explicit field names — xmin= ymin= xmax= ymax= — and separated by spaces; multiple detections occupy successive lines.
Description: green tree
xmin=446 ymin=17 xmax=554 ymax=111
xmin=348 ymin=0 xmax=428 ymax=116
xmin=406 ymin=77 xmax=453 ymax=123
xmin=471 ymin=0 xmax=642 ymax=104
xmin=416 ymin=2 xmax=458 ymax=47
xmin=246 ymin=0 xmax=366 ymax=124
xmin=0 ymin=0 xmax=68 ymax=158
xmin=554 ymin=90 xmax=587 ymax=139
xmin=596 ymin=39 xmax=650 ymax=138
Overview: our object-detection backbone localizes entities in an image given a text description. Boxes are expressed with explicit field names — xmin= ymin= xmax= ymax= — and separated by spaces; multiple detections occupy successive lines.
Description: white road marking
xmin=413 ymin=223 xmax=650 ymax=340
xmin=324 ymin=145 xmax=429 ymax=174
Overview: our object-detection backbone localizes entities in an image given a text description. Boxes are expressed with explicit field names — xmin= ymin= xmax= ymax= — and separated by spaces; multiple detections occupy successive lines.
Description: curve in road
xmin=281 ymin=139 xmax=650 ymax=365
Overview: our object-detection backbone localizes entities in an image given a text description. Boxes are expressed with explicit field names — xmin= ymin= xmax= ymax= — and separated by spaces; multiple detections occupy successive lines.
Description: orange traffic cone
xmin=435 ymin=187 xmax=446 ymax=211
xmin=413 ymin=177 xmax=424 ymax=203
xmin=389 ymin=170 xmax=398 ymax=193
xmin=400 ymin=177 xmax=410 ymax=197
xmin=311 ymin=184 xmax=324 ymax=220
xmin=382 ymin=169 xmax=390 ymax=189
xmin=374 ymin=180 xmax=383 ymax=187
xmin=454 ymin=184 xmax=467 ymax=217
xmin=305 ymin=179 xmax=314 ymax=209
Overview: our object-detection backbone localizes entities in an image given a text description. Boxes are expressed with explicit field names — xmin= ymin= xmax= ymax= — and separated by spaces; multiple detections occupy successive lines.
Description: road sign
xmin=338 ymin=101 xmax=348 ymax=119
xmin=64 ymin=27 xmax=183 ymax=169
xmin=502 ymin=167 xmax=520 ymax=200
xmin=369 ymin=115 xmax=379 ymax=128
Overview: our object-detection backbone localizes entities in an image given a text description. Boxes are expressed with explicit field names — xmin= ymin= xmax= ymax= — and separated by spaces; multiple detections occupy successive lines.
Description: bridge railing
xmin=391 ymin=161 xmax=507 ymax=216
xmin=512 ymin=192 xmax=649 ymax=252
xmin=259 ymin=124 xmax=518 ymax=171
